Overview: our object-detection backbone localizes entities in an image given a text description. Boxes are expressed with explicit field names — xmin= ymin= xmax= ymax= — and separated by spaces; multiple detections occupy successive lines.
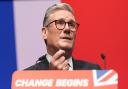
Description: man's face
xmin=43 ymin=10 xmax=78 ymax=52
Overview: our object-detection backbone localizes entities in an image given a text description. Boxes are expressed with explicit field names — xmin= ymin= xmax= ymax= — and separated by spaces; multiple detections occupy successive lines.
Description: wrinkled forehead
xmin=49 ymin=10 xmax=76 ymax=22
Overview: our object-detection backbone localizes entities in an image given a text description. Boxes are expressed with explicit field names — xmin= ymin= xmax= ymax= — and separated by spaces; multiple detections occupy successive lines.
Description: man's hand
xmin=49 ymin=50 xmax=70 ymax=70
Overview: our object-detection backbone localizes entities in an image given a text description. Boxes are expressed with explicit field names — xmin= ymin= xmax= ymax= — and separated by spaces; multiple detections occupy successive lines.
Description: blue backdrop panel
xmin=0 ymin=1 xmax=17 ymax=89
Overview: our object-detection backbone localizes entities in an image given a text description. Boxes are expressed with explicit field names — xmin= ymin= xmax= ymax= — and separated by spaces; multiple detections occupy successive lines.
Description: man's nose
xmin=64 ymin=23 xmax=70 ymax=31
xmin=63 ymin=23 xmax=71 ymax=35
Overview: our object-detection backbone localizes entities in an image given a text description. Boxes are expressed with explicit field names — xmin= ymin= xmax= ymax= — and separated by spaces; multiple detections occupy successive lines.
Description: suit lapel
xmin=38 ymin=55 xmax=49 ymax=70
xmin=72 ymin=58 xmax=80 ymax=70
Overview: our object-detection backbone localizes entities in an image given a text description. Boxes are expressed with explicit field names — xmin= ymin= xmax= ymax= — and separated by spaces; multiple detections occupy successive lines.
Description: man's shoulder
xmin=24 ymin=55 xmax=49 ymax=70
xmin=73 ymin=58 xmax=101 ymax=70
xmin=24 ymin=55 xmax=101 ymax=70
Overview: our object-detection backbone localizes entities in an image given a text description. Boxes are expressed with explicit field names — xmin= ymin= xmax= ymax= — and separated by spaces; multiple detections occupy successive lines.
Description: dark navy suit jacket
xmin=25 ymin=55 xmax=101 ymax=70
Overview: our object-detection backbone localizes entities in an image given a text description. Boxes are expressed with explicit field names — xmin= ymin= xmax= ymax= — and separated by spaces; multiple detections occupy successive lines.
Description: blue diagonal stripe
xmin=96 ymin=70 xmax=108 ymax=79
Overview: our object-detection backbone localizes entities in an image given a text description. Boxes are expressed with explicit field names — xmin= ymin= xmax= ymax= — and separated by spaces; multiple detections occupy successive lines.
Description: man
xmin=25 ymin=3 xmax=101 ymax=70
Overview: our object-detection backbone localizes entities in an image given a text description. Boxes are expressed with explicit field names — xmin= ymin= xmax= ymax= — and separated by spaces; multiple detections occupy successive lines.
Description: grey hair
xmin=43 ymin=3 xmax=74 ymax=27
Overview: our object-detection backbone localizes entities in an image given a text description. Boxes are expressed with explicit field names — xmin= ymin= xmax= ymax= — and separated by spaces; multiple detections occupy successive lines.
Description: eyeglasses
xmin=46 ymin=19 xmax=79 ymax=31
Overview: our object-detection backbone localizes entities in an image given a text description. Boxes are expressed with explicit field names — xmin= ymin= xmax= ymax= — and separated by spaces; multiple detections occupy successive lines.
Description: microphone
xmin=100 ymin=53 xmax=107 ymax=69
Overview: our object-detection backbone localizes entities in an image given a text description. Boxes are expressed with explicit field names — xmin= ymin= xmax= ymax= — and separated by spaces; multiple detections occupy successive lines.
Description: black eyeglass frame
xmin=45 ymin=20 xmax=79 ymax=31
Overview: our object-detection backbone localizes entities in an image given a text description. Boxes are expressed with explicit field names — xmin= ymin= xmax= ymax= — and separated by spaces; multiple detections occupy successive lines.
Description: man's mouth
xmin=61 ymin=37 xmax=72 ymax=40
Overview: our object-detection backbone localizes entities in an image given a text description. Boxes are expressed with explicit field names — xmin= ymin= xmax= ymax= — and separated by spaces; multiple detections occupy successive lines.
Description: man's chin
xmin=59 ymin=45 xmax=73 ymax=51
xmin=58 ymin=41 xmax=74 ymax=50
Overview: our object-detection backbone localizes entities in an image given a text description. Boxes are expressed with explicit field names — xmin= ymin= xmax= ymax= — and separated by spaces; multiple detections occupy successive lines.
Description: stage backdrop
xmin=0 ymin=0 xmax=127 ymax=89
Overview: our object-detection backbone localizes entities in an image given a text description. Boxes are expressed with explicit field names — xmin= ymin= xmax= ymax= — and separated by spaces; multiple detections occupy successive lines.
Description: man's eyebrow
xmin=57 ymin=18 xmax=75 ymax=22
xmin=68 ymin=19 xmax=76 ymax=22
xmin=57 ymin=18 xmax=65 ymax=21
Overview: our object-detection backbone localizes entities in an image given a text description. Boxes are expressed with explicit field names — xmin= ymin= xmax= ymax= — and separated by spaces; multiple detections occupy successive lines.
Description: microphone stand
xmin=100 ymin=53 xmax=107 ymax=69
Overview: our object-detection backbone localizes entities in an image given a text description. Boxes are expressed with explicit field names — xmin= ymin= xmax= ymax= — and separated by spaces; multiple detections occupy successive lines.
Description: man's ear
xmin=42 ymin=27 xmax=48 ymax=39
